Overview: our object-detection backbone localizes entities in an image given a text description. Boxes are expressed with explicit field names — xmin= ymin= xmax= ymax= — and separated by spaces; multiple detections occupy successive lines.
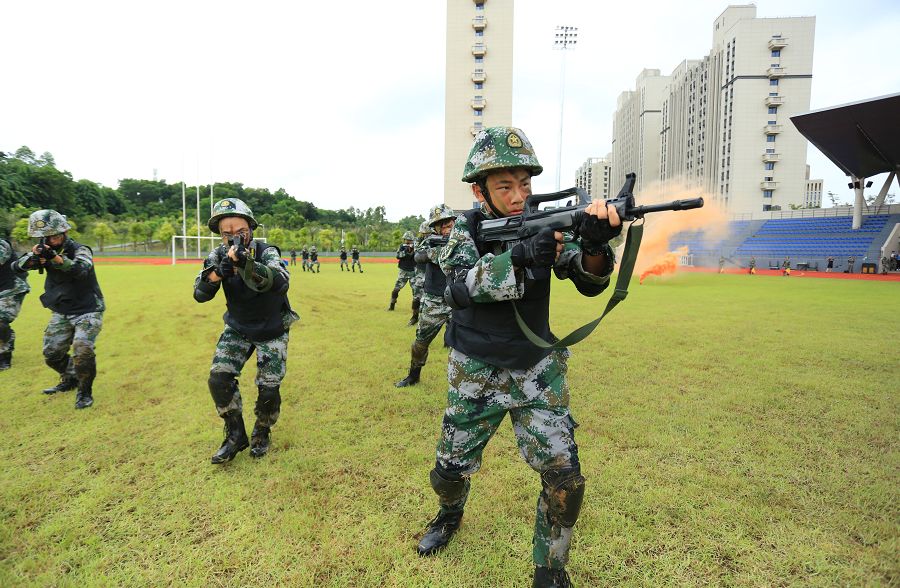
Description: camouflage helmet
xmin=28 ymin=209 xmax=71 ymax=237
xmin=417 ymin=221 xmax=432 ymax=237
xmin=461 ymin=126 xmax=543 ymax=183
xmin=402 ymin=230 xmax=415 ymax=241
xmin=207 ymin=198 xmax=258 ymax=234
xmin=428 ymin=204 xmax=457 ymax=228
xmin=311 ymin=245 xmax=317 ymax=251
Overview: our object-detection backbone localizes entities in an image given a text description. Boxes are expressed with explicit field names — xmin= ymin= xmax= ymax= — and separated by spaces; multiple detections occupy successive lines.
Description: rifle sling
xmin=512 ymin=220 xmax=643 ymax=349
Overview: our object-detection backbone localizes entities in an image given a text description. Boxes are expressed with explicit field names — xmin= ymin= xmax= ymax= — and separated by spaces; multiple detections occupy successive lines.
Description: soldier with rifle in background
xmin=415 ymin=127 xmax=622 ymax=588
xmin=193 ymin=199 xmax=298 ymax=464
xmin=339 ymin=246 xmax=349 ymax=271
xmin=308 ymin=245 xmax=321 ymax=273
xmin=0 ymin=228 xmax=30 ymax=370
xmin=408 ymin=221 xmax=431 ymax=326
xmin=14 ymin=210 xmax=104 ymax=409
xmin=388 ymin=230 xmax=416 ymax=311
xmin=395 ymin=206 xmax=456 ymax=388
xmin=350 ymin=246 xmax=363 ymax=273
xmin=300 ymin=246 xmax=310 ymax=272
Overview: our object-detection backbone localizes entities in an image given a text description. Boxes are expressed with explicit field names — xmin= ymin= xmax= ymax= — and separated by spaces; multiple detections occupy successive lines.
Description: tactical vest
xmin=443 ymin=209 xmax=553 ymax=369
xmin=310 ymin=251 xmax=318 ymax=262
xmin=39 ymin=239 xmax=104 ymax=315
xmin=398 ymin=246 xmax=416 ymax=271
xmin=222 ymin=240 xmax=291 ymax=342
xmin=301 ymin=250 xmax=309 ymax=260
xmin=0 ymin=239 xmax=17 ymax=292
xmin=351 ymin=250 xmax=360 ymax=260
xmin=340 ymin=250 xmax=347 ymax=260
xmin=423 ymin=257 xmax=447 ymax=297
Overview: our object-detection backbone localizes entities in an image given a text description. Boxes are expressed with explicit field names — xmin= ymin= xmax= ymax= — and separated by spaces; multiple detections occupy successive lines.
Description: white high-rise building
xmin=611 ymin=69 xmax=670 ymax=196
xmin=444 ymin=0 xmax=514 ymax=211
xmin=575 ymin=155 xmax=613 ymax=200
xmin=805 ymin=166 xmax=823 ymax=208
xmin=619 ymin=5 xmax=816 ymax=213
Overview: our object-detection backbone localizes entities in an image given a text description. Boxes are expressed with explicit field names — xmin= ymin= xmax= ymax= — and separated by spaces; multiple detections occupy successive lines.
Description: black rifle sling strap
xmin=512 ymin=220 xmax=644 ymax=350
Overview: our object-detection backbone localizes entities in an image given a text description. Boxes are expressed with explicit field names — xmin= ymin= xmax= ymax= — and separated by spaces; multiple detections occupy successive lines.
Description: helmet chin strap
xmin=476 ymin=180 xmax=505 ymax=218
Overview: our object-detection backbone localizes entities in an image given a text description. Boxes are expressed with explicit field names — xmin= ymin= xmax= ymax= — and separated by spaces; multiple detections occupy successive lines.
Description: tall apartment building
xmin=619 ymin=5 xmax=816 ymax=213
xmin=805 ymin=166 xmax=823 ymax=208
xmin=575 ymin=155 xmax=613 ymax=200
xmin=611 ymin=69 xmax=670 ymax=196
xmin=444 ymin=0 xmax=514 ymax=211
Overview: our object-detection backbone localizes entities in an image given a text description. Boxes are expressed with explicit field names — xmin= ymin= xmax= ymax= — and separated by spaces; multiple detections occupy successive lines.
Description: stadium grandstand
xmin=671 ymin=93 xmax=900 ymax=274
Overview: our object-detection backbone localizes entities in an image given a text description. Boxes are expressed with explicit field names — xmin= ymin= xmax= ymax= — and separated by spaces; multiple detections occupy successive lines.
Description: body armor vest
xmin=0 ymin=239 xmax=17 ymax=292
xmin=39 ymin=239 xmax=104 ymax=315
xmin=423 ymin=259 xmax=447 ymax=297
xmin=222 ymin=240 xmax=290 ymax=342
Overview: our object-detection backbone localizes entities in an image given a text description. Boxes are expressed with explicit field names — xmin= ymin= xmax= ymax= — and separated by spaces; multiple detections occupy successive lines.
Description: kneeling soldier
xmin=0 ymin=231 xmax=30 ymax=370
xmin=15 ymin=210 xmax=104 ymax=409
xmin=418 ymin=127 xmax=621 ymax=588
xmin=194 ymin=199 xmax=298 ymax=464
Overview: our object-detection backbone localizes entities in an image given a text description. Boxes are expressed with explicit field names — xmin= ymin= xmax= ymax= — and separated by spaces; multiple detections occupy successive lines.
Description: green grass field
xmin=0 ymin=261 xmax=896 ymax=587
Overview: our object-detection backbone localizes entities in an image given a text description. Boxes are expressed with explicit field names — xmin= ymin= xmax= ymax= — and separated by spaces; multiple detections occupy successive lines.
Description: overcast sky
xmin=2 ymin=0 xmax=898 ymax=221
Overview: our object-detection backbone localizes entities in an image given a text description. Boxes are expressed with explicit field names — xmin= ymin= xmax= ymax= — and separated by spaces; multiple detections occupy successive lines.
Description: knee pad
xmin=430 ymin=466 xmax=469 ymax=505
xmin=256 ymin=386 xmax=281 ymax=414
xmin=541 ymin=466 xmax=586 ymax=528
xmin=0 ymin=321 xmax=10 ymax=344
xmin=208 ymin=371 xmax=237 ymax=406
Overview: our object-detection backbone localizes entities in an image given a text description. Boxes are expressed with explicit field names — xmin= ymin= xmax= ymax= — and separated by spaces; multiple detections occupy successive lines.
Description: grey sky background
xmin=2 ymin=0 xmax=898 ymax=221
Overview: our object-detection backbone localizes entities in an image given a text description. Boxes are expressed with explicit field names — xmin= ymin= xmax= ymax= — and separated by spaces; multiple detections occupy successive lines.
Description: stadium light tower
xmin=553 ymin=25 xmax=578 ymax=191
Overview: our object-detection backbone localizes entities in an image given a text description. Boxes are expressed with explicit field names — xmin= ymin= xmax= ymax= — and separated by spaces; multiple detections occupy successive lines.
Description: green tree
xmin=93 ymin=221 xmax=114 ymax=252
xmin=129 ymin=221 xmax=148 ymax=251
xmin=155 ymin=222 xmax=176 ymax=252
xmin=318 ymin=228 xmax=335 ymax=251
xmin=38 ymin=152 xmax=56 ymax=167
xmin=11 ymin=218 xmax=29 ymax=243
xmin=74 ymin=180 xmax=105 ymax=215
xmin=345 ymin=231 xmax=358 ymax=249
xmin=391 ymin=229 xmax=402 ymax=246
xmin=267 ymin=227 xmax=285 ymax=246
xmin=13 ymin=146 xmax=37 ymax=165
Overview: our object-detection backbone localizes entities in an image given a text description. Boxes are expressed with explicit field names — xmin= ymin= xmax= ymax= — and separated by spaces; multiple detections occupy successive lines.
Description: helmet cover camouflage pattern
xmin=417 ymin=220 xmax=433 ymax=237
xmin=208 ymin=198 xmax=258 ymax=233
xmin=311 ymin=245 xmax=317 ymax=251
xmin=402 ymin=230 xmax=415 ymax=241
xmin=461 ymin=126 xmax=543 ymax=183
xmin=28 ymin=209 xmax=71 ymax=237
xmin=428 ymin=204 xmax=457 ymax=228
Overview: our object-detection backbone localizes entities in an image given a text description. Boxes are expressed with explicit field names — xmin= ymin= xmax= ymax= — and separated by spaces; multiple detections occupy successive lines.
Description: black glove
xmin=40 ymin=246 xmax=58 ymax=261
xmin=510 ymin=227 xmax=559 ymax=269
xmin=579 ymin=210 xmax=622 ymax=254
xmin=232 ymin=247 xmax=248 ymax=268
xmin=218 ymin=256 xmax=235 ymax=278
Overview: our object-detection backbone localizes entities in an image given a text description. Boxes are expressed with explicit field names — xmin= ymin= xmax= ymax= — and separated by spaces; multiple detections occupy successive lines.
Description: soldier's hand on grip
xmin=231 ymin=246 xmax=248 ymax=268
xmin=579 ymin=201 xmax=622 ymax=250
xmin=219 ymin=256 xmax=235 ymax=278
xmin=510 ymin=227 xmax=562 ymax=269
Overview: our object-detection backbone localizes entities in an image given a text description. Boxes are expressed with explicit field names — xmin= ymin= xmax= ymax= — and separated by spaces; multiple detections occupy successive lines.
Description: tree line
xmin=1 ymin=147 xmax=425 ymax=253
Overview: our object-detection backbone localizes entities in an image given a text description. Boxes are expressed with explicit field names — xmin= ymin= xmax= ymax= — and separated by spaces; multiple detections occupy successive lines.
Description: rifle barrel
xmin=627 ymin=197 xmax=704 ymax=218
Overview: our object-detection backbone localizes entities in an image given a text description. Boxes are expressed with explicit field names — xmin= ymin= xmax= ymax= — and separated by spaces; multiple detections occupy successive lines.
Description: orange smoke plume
xmin=617 ymin=179 xmax=729 ymax=276
xmin=640 ymin=247 xmax=688 ymax=284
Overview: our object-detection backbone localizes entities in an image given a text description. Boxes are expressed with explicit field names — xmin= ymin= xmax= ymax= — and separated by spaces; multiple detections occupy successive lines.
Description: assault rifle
xmin=34 ymin=237 xmax=55 ymax=274
xmin=424 ymin=234 xmax=449 ymax=248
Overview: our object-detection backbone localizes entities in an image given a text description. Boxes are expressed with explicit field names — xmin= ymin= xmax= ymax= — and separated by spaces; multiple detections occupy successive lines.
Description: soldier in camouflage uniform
xmin=308 ymin=245 xmax=321 ymax=273
xmin=395 ymin=205 xmax=456 ymax=388
xmin=301 ymin=246 xmax=310 ymax=272
xmin=339 ymin=246 xmax=349 ymax=271
xmin=416 ymin=127 xmax=621 ymax=588
xmin=388 ymin=230 xmax=416 ymax=311
xmin=0 ymin=233 xmax=30 ymax=370
xmin=351 ymin=246 xmax=363 ymax=273
xmin=407 ymin=221 xmax=431 ymax=326
xmin=14 ymin=210 xmax=104 ymax=409
xmin=193 ymin=198 xmax=299 ymax=464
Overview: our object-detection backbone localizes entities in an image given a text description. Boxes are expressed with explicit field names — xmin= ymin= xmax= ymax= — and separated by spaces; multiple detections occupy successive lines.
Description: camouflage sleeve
xmin=239 ymin=246 xmax=289 ymax=293
xmin=553 ymin=240 xmax=614 ymax=297
xmin=54 ymin=245 xmax=94 ymax=278
xmin=0 ymin=240 xmax=10 ymax=265
xmin=395 ymin=245 xmax=404 ymax=260
xmin=439 ymin=213 xmax=523 ymax=303
xmin=12 ymin=252 xmax=39 ymax=272
xmin=193 ymin=249 xmax=222 ymax=302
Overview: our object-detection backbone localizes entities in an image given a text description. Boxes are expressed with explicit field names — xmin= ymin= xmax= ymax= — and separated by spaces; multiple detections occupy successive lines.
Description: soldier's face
xmin=436 ymin=219 xmax=455 ymax=236
xmin=219 ymin=217 xmax=251 ymax=245
xmin=46 ymin=233 xmax=66 ymax=248
xmin=473 ymin=168 xmax=532 ymax=216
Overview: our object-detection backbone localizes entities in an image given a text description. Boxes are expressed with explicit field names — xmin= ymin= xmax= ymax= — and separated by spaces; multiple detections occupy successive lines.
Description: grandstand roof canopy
xmin=791 ymin=92 xmax=900 ymax=179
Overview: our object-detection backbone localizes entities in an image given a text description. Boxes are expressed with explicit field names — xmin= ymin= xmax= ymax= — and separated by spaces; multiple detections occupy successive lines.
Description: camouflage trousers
xmin=209 ymin=325 xmax=289 ymax=426
xmin=43 ymin=312 xmax=103 ymax=382
xmin=410 ymin=294 xmax=451 ymax=368
xmin=351 ymin=259 xmax=363 ymax=271
xmin=411 ymin=272 xmax=424 ymax=300
xmin=308 ymin=260 xmax=320 ymax=272
xmin=393 ymin=268 xmax=415 ymax=292
xmin=0 ymin=293 xmax=27 ymax=354
xmin=340 ymin=260 xmax=349 ymax=270
xmin=435 ymin=348 xmax=580 ymax=569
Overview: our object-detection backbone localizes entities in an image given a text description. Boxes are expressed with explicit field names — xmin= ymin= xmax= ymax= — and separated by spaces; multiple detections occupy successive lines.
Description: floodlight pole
xmin=553 ymin=25 xmax=578 ymax=191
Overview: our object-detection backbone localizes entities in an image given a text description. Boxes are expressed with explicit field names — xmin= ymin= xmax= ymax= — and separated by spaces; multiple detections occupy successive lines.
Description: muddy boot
xmin=417 ymin=510 xmax=463 ymax=556
xmin=74 ymin=383 xmax=93 ymax=409
xmin=250 ymin=385 xmax=279 ymax=458
xmin=388 ymin=289 xmax=399 ymax=311
xmin=395 ymin=366 xmax=421 ymax=388
xmin=532 ymin=567 xmax=573 ymax=588
xmin=249 ymin=424 xmax=271 ymax=458
xmin=211 ymin=411 xmax=249 ymax=464
xmin=42 ymin=375 xmax=78 ymax=395
xmin=0 ymin=352 xmax=10 ymax=371
xmin=407 ymin=298 xmax=421 ymax=326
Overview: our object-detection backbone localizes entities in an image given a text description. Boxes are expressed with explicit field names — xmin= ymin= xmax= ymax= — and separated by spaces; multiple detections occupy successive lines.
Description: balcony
xmin=472 ymin=16 xmax=486 ymax=30
xmin=472 ymin=69 xmax=486 ymax=83
xmin=768 ymin=37 xmax=788 ymax=49
xmin=761 ymin=152 xmax=780 ymax=163
xmin=760 ymin=181 xmax=778 ymax=190
xmin=471 ymin=43 xmax=486 ymax=57
xmin=764 ymin=124 xmax=783 ymax=135
xmin=765 ymin=95 xmax=784 ymax=107
xmin=471 ymin=97 xmax=486 ymax=110
xmin=767 ymin=66 xmax=785 ymax=78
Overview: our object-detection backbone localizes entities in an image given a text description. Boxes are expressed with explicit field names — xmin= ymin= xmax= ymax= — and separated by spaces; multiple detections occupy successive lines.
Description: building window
xmin=763 ymin=190 xmax=773 ymax=198
xmin=474 ymin=56 xmax=483 ymax=64
xmin=770 ymin=79 xmax=779 ymax=86
xmin=767 ymin=135 xmax=776 ymax=143
xmin=766 ymin=148 xmax=775 ymax=153
xmin=771 ymin=49 xmax=781 ymax=57
xmin=475 ymin=2 xmax=484 ymax=10
xmin=473 ymin=110 xmax=482 ymax=116
xmin=764 ymin=176 xmax=773 ymax=181
xmin=475 ymin=30 xmax=483 ymax=37
xmin=768 ymin=106 xmax=778 ymax=115
xmin=768 ymin=120 xmax=777 ymax=125
xmin=765 ymin=162 xmax=774 ymax=170
xmin=474 ymin=82 xmax=483 ymax=90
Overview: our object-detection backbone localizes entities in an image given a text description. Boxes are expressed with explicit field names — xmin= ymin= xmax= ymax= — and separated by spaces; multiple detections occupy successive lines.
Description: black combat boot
xmin=249 ymin=423 xmax=271 ymax=458
xmin=532 ymin=567 xmax=573 ymax=588
xmin=417 ymin=510 xmax=463 ymax=556
xmin=388 ymin=289 xmax=399 ymax=311
xmin=0 ymin=351 xmax=11 ymax=371
xmin=211 ymin=411 xmax=249 ymax=464
xmin=407 ymin=298 xmax=421 ymax=326
xmin=42 ymin=375 xmax=78 ymax=395
xmin=394 ymin=366 xmax=421 ymax=388
xmin=74 ymin=383 xmax=93 ymax=409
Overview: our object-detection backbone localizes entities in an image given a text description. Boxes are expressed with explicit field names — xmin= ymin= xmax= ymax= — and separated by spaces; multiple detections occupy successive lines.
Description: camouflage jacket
xmin=0 ymin=240 xmax=29 ymax=298
xmin=14 ymin=240 xmax=105 ymax=312
xmin=194 ymin=243 xmax=291 ymax=301
xmin=439 ymin=203 xmax=613 ymax=303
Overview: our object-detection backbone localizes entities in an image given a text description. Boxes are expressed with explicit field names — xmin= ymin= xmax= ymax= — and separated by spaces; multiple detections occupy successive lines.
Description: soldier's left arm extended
xmin=53 ymin=245 xmax=93 ymax=277
xmin=239 ymin=246 xmax=289 ymax=294
xmin=552 ymin=239 xmax=615 ymax=297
